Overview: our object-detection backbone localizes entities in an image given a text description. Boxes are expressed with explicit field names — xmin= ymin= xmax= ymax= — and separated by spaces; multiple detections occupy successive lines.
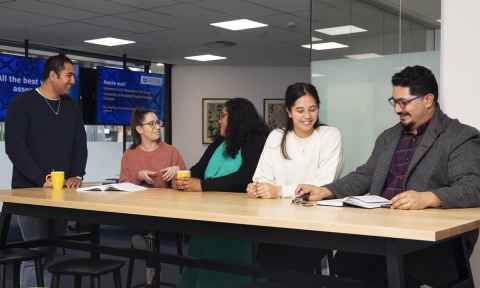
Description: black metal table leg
xmin=0 ymin=209 xmax=12 ymax=248
xmin=386 ymin=239 xmax=405 ymax=288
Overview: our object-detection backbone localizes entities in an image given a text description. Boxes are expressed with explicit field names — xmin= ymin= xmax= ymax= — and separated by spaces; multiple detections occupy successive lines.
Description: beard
xmin=398 ymin=112 xmax=415 ymax=131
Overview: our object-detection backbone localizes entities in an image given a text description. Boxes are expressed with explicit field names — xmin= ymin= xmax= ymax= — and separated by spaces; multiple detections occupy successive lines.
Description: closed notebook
xmin=77 ymin=182 xmax=147 ymax=192
xmin=317 ymin=195 xmax=391 ymax=209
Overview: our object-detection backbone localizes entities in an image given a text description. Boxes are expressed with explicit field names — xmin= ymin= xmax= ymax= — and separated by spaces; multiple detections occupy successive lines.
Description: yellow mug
xmin=176 ymin=170 xmax=191 ymax=179
xmin=45 ymin=171 xmax=65 ymax=190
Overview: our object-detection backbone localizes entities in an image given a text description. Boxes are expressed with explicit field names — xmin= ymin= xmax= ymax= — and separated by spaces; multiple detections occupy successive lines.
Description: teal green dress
xmin=178 ymin=142 xmax=254 ymax=288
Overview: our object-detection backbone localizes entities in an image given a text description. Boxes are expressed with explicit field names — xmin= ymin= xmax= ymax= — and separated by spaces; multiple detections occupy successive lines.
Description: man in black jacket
xmin=5 ymin=54 xmax=87 ymax=286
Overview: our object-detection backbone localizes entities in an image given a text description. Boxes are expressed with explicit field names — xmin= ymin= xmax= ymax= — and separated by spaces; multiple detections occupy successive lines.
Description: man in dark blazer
xmin=296 ymin=65 xmax=480 ymax=287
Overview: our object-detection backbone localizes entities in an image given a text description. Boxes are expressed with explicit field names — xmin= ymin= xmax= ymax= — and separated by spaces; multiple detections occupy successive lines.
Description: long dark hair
xmin=223 ymin=98 xmax=269 ymax=158
xmin=280 ymin=82 xmax=324 ymax=159
xmin=129 ymin=108 xmax=160 ymax=149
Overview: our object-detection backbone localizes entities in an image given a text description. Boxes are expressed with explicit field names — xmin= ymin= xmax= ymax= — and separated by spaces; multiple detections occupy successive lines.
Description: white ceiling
xmin=0 ymin=0 xmax=440 ymax=66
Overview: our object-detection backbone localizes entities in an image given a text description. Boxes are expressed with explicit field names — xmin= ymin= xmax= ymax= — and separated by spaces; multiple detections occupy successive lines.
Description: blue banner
xmin=0 ymin=53 xmax=80 ymax=121
xmin=96 ymin=67 xmax=164 ymax=125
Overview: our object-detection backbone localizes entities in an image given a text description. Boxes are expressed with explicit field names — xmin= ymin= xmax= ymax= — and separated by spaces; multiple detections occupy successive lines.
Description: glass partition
xmin=309 ymin=0 xmax=440 ymax=175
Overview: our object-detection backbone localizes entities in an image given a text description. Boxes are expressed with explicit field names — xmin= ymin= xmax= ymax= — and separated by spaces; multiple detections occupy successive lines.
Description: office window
xmin=85 ymin=125 xmax=124 ymax=142
xmin=310 ymin=0 xmax=440 ymax=175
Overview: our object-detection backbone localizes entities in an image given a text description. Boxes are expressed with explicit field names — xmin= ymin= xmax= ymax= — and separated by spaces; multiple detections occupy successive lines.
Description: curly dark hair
xmin=392 ymin=65 xmax=438 ymax=103
xmin=222 ymin=98 xmax=269 ymax=158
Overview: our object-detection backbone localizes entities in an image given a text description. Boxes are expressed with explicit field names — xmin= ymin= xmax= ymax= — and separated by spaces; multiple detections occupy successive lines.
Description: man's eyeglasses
xmin=387 ymin=95 xmax=423 ymax=109
xmin=141 ymin=119 xmax=162 ymax=128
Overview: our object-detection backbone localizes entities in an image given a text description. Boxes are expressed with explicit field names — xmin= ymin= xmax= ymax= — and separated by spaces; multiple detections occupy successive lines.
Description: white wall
xmin=441 ymin=0 xmax=480 ymax=285
xmin=172 ymin=65 xmax=309 ymax=167
xmin=0 ymin=143 xmax=12 ymax=189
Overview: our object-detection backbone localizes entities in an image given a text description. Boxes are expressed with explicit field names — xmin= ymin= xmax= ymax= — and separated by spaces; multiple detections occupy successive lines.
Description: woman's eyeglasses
xmin=141 ymin=119 xmax=162 ymax=128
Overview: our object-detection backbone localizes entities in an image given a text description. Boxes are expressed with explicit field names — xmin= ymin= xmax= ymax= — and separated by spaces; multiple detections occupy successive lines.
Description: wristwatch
xmin=75 ymin=176 xmax=83 ymax=181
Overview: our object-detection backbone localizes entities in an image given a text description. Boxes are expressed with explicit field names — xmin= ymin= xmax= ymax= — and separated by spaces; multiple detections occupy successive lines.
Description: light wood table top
xmin=0 ymin=188 xmax=479 ymax=242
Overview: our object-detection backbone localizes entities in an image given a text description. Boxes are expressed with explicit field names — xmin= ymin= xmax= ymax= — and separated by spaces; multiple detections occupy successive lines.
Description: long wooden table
xmin=0 ymin=187 xmax=479 ymax=287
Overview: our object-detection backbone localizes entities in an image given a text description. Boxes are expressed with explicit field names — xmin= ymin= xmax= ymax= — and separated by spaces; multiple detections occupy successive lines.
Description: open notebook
xmin=317 ymin=195 xmax=391 ymax=209
xmin=77 ymin=182 xmax=147 ymax=192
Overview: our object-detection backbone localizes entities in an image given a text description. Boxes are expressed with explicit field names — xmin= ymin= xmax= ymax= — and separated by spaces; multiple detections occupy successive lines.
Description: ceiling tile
xmin=0 ymin=0 xmax=97 ymax=20
xmin=193 ymin=0 xmax=278 ymax=18
xmin=261 ymin=13 xmax=308 ymax=34
xmin=243 ymin=0 xmax=309 ymax=13
xmin=32 ymin=22 xmax=127 ymax=46
xmin=114 ymin=10 xmax=180 ymax=28
xmin=85 ymin=16 xmax=169 ymax=34
xmin=37 ymin=0 xmax=136 ymax=14
xmin=153 ymin=3 xmax=232 ymax=24
xmin=107 ymin=0 xmax=178 ymax=9
xmin=0 ymin=7 xmax=66 ymax=26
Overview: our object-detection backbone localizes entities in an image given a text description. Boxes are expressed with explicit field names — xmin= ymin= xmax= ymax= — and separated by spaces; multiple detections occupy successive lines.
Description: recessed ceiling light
xmin=345 ymin=53 xmax=383 ymax=60
xmin=311 ymin=37 xmax=323 ymax=42
xmin=156 ymin=63 xmax=164 ymax=66
xmin=312 ymin=73 xmax=326 ymax=77
xmin=301 ymin=42 xmax=349 ymax=50
xmin=210 ymin=19 xmax=268 ymax=31
xmin=184 ymin=54 xmax=227 ymax=62
xmin=84 ymin=37 xmax=135 ymax=47
xmin=315 ymin=25 xmax=367 ymax=36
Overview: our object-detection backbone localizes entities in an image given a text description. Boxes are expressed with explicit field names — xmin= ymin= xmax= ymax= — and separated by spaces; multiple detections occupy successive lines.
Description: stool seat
xmin=0 ymin=248 xmax=45 ymax=288
xmin=0 ymin=248 xmax=43 ymax=264
xmin=48 ymin=258 xmax=124 ymax=276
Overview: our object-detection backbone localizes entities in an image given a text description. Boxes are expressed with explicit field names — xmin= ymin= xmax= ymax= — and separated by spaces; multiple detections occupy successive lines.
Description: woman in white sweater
xmin=247 ymin=82 xmax=343 ymax=199
xmin=247 ymin=82 xmax=343 ymax=276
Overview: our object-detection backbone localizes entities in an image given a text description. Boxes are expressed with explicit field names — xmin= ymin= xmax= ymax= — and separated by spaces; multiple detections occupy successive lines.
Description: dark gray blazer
xmin=326 ymin=108 xmax=480 ymax=208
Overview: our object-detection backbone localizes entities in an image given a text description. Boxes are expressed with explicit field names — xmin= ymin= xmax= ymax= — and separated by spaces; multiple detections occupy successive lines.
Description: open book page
xmin=77 ymin=182 xmax=147 ymax=192
xmin=344 ymin=195 xmax=391 ymax=209
xmin=316 ymin=195 xmax=391 ymax=209
xmin=316 ymin=198 xmax=346 ymax=207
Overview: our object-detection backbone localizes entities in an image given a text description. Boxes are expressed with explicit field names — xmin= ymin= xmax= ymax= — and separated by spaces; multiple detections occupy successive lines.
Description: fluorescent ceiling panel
xmin=301 ymin=42 xmax=349 ymax=50
xmin=184 ymin=54 xmax=227 ymax=62
xmin=84 ymin=37 xmax=135 ymax=47
xmin=210 ymin=19 xmax=268 ymax=31
xmin=315 ymin=25 xmax=367 ymax=36
xmin=345 ymin=53 xmax=383 ymax=60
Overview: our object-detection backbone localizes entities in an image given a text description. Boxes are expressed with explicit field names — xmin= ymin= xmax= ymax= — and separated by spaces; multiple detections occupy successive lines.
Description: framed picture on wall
xmin=263 ymin=98 xmax=287 ymax=130
xmin=202 ymin=98 xmax=229 ymax=144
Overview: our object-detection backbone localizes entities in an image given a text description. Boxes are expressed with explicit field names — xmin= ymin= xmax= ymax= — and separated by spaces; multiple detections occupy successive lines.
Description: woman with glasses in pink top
xmin=120 ymin=108 xmax=186 ymax=187
xmin=120 ymin=108 xmax=186 ymax=286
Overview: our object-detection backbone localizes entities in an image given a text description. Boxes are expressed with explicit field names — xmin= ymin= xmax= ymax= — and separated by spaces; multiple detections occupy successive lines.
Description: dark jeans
xmin=334 ymin=236 xmax=474 ymax=287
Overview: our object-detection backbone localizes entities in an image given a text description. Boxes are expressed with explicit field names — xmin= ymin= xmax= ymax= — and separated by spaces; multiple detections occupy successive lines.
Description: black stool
xmin=48 ymin=258 xmax=124 ymax=288
xmin=0 ymin=248 xmax=44 ymax=288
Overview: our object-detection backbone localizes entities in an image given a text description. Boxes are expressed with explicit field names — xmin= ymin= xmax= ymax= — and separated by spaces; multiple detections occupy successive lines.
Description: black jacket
xmin=191 ymin=133 xmax=267 ymax=192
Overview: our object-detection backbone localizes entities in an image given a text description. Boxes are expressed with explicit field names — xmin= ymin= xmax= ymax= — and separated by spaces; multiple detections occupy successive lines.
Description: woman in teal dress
xmin=174 ymin=98 xmax=269 ymax=288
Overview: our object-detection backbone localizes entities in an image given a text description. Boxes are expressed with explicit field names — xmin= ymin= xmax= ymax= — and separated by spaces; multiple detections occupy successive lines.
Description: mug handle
xmin=45 ymin=174 xmax=52 ymax=184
